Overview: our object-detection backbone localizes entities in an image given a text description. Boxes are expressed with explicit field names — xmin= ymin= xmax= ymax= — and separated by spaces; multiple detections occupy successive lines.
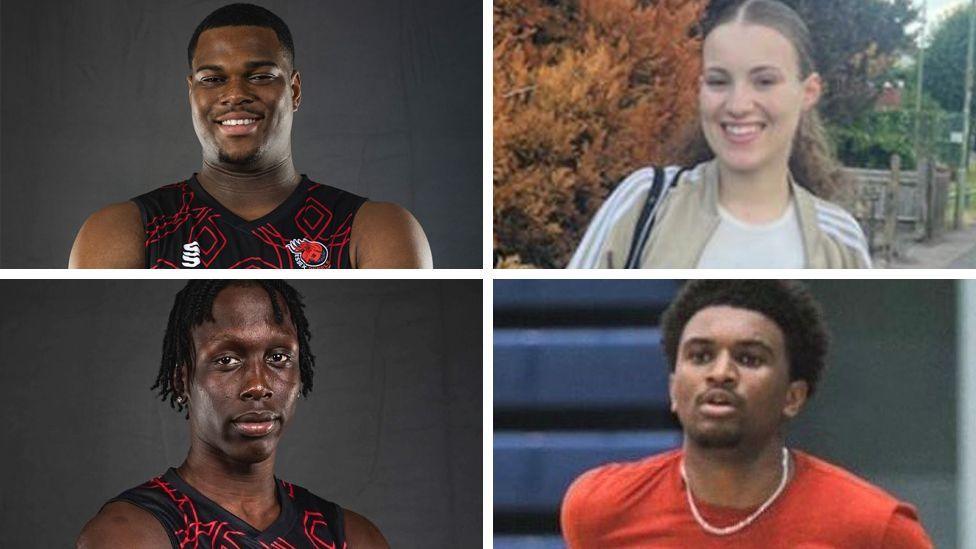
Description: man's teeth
xmin=220 ymin=119 xmax=256 ymax=126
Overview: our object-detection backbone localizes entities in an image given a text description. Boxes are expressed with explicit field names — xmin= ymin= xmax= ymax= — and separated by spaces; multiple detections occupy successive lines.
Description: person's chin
xmin=226 ymin=438 xmax=278 ymax=463
xmin=218 ymin=147 xmax=261 ymax=166
xmin=687 ymin=422 xmax=743 ymax=449
xmin=716 ymin=148 xmax=770 ymax=175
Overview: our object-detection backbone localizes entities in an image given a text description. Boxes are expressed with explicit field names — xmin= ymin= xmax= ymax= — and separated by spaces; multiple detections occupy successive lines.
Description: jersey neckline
xmin=163 ymin=467 xmax=298 ymax=541
xmin=187 ymin=173 xmax=312 ymax=232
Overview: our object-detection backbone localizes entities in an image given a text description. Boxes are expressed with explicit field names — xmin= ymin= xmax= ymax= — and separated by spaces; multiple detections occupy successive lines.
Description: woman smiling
xmin=569 ymin=0 xmax=870 ymax=269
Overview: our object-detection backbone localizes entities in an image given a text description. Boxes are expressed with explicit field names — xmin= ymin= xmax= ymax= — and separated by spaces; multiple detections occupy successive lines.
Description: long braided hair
xmin=152 ymin=280 xmax=316 ymax=414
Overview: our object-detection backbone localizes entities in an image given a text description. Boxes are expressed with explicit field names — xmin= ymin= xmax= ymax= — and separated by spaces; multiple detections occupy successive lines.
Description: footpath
xmin=886 ymin=222 xmax=976 ymax=269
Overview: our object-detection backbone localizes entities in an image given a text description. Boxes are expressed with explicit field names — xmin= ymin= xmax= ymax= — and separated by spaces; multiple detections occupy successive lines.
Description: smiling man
xmin=561 ymin=280 xmax=932 ymax=548
xmin=76 ymin=280 xmax=389 ymax=548
xmin=69 ymin=3 xmax=431 ymax=269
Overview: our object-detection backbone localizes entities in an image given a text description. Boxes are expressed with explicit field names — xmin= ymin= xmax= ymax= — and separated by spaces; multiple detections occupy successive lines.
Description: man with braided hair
xmin=561 ymin=280 xmax=932 ymax=548
xmin=77 ymin=280 xmax=389 ymax=548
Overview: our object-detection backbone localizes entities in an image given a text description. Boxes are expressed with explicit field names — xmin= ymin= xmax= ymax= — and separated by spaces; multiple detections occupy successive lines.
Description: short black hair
xmin=187 ymin=3 xmax=295 ymax=69
xmin=660 ymin=280 xmax=829 ymax=396
xmin=152 ymin=280 xmax=315 ymax=414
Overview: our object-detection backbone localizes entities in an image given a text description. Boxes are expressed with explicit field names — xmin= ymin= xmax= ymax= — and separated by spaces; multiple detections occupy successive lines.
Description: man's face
xmin=184 ymin=284 xmax=302 ymax=464
xmin=188 ymin=26 xmax=301 ymax=167
xmin=668 ymin=305 xmax=808 ymax=449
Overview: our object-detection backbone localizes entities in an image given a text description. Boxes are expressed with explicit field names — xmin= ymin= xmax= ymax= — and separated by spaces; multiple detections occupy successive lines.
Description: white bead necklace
xmin=679 ymin=447 xmax=790 ymax=536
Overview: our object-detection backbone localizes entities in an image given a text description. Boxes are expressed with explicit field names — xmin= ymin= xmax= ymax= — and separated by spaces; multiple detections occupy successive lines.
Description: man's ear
xmin=291 ymin=70 xmax=302 ymax=111
xmin=668 ymin=372 xmax=677 ymax=413
xmin=783 ymin=379 xmax=809 ymax=419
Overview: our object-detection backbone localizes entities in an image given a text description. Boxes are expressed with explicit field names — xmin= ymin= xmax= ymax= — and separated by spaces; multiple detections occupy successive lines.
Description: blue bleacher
xmin=494 ymin=280 xmax=681 ymax=545
xmin=494 ymin=430 xmax=682 ymax=511
xmin=493 ymin=535 xmax=566 ymax=549
xmin=494 ymin=327 xmax=670 ymax=408
xmin=494 ymin=280 xmax=679 ymax=311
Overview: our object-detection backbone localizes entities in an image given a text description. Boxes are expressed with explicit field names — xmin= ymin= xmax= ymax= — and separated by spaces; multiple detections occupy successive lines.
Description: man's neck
xmin=177 ymin=442 xmax=280 ymax=529
xmin=717 ymin=159 xmax=792 ymax=224
xmin=681 ymin=438 xmax=791 ymax=510
xmin=197 ymin=156 xmax=301 ymax=221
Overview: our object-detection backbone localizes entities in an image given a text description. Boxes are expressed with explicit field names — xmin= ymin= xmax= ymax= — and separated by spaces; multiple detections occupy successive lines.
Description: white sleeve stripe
xmin=569 ymin=168 xmax=657 ymax=268
xmin=816 ymin=213 xmax=866 ymax=244
xmin=814 ymin=203 xmax=864 ymax=231
xmin=816 ymin=216 xmax=872 ymax=267
xmin=814 ymin=204 xmax=869 ymax=238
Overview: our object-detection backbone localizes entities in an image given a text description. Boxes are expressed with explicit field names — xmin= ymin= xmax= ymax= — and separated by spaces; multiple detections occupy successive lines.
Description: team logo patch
xmin=286 ymin=238 xmax=329 ymax=268
xmin=182 ymin=241 xmax=201 ymax=268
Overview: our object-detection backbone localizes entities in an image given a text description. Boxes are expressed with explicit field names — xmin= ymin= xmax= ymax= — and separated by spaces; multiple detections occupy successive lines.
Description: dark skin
xmin=668 ymin=306 xmax=808 ymax=510
xmin=69 ymin=25 xmax=431 ymax=268
xmin=77 ymin=284 xmax=390 ymax=548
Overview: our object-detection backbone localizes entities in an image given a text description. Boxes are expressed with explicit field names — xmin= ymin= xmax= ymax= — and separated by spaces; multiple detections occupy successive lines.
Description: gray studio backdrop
xmin=0 ymin=0 xmax=480 ymax=268
xmin=0 ymin=280 xmax=482 ymax=548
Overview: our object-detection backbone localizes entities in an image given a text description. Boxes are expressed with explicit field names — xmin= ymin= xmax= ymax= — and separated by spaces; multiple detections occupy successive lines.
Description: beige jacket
xmin=568 ymin=160 xmax=871 ymax=268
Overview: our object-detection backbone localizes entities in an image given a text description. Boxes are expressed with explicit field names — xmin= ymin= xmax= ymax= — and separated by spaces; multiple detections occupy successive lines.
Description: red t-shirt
xmin=561 ymin=449 xmax=933 ymax=548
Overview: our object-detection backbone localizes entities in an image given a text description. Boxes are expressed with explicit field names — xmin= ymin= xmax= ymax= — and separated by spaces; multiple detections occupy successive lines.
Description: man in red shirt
xmin=561 ymin=280 xmax=934 ymax=548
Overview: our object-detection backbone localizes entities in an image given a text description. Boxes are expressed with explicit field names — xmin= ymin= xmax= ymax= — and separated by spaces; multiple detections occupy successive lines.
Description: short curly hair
xmin=660 ymin=280 xmax=829 ymax=396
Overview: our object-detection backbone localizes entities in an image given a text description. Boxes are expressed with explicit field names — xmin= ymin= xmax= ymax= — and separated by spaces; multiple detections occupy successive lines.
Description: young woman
xmin=569 ymin=0 xmax=871 ymax=269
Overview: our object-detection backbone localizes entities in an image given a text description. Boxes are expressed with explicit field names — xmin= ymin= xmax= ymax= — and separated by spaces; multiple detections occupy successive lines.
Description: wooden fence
xmin=844 ymin=158 xmax=952 ymax=263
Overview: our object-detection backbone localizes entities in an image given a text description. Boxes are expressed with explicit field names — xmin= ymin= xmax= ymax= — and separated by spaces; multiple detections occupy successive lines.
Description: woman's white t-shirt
xmin=696 ymin=200 xmax=805 ymax=268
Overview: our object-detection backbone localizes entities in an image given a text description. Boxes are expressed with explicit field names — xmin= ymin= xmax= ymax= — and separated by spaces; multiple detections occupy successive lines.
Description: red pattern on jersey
xmin=303 ymin=510 xmax=346 ymax=549
xmin=142 ymin=178 xmax=362 ymax=269
xmin=147 ymin=476 xmax=247 ymax=549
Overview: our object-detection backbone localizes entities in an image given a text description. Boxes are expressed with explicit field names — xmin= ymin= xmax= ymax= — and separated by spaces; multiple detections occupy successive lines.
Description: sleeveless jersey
xmin=110 ymin=468 xmax=346 ymax=548
xmin=132 ymin=175 xmax=367 ymax=269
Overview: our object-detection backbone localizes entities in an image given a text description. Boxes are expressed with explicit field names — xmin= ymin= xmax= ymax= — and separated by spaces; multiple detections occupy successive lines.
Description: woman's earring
xmin=176 ymin=395 xmax=187 ymax=405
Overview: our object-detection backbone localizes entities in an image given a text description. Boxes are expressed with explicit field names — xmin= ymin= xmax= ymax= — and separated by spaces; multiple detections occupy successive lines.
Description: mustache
xmin=696 ymin=388 xmax=743 ymax=407
xmin=211 ymin=107 xmax=264 ymax=120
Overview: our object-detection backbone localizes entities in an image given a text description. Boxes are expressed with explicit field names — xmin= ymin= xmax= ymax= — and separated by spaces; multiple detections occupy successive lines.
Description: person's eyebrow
xmin=735 ymin=339 xmax=776 ymax=355
xmin=750 ymin=65 xmax=782 ymax=75
xmin=681 ymin=337 xmax=715 ymax=348
xmin=194 ymin=60 xmax=280 ymax=74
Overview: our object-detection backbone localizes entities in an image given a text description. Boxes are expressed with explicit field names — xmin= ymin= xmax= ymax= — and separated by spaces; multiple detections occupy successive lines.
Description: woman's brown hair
xmin=669 ymin=0 xmax=848 ymax=201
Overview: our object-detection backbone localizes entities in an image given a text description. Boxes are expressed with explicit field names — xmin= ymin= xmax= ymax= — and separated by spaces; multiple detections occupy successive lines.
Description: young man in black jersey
xmin=68 ymin=3 xmax=431 ymax=269
xmin=76 ymin=281 xmax=389 ymax=547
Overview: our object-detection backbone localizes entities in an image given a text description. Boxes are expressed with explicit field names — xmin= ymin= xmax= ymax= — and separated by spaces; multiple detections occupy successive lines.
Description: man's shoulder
xmin=561 ymin=450 xmax=680 ymax=545
xmin=350 ymin=201 xmax=432 ymax=268
xmin=69 ymin=201 xmax=145 ymax=268
xmin=564 ymin=449 xmax=680 ymax=510
xmin=795 ymin=451 xmax=909 ymax=510
xmin=793 ymin=451 xmax=932 ymax=546
xmin=283 ymin=481 xmax=390 ymax=549
xmin=76 ymin=500 xmax=171 ymax=548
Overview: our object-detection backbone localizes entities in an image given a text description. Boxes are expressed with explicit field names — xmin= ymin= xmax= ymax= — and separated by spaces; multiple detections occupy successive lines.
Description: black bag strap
xmin=623 ymin=166 xmax=689 ymax=268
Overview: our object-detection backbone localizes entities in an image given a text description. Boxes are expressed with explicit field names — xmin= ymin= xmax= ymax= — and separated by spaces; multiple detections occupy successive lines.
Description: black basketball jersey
xmin=110 ymin=468 xmax=346 ymax=548
xmin=132 ymin=175 xmax=367 ymax=269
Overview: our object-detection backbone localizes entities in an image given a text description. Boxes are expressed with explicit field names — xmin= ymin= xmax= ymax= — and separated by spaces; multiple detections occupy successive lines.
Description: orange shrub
xmin=494 ymin=0 xmax=707 ymax=267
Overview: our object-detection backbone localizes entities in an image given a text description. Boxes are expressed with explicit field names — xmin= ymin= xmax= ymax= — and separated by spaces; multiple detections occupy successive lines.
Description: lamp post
xmin=956 ymin=0 xmax=976 ymax=228
xmin=914 ymin=0 xmax=926 ymax=156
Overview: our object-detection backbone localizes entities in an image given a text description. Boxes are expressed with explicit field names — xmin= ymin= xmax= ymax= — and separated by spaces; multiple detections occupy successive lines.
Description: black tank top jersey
xmin=132 ymin=175 xmax=367 ymax=269
xmin=110 ymin=468 xmax=346 ymax=548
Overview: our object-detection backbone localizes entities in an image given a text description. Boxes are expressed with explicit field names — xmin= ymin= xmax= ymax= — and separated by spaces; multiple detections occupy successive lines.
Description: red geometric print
xmin=140 ymin=176 xmax=365 ymax=269
xmin=144 ymin=182 xmax=197 ymax=246
xmin=294 ymin=194 xmax=334 ymax=242
xmin=303 ymin=511 xmax=346 ymax=549
xmin=281 ymin=479 xmax=296 ymax=500
xmin=147 ymin=477 xmax=247 ymax=549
